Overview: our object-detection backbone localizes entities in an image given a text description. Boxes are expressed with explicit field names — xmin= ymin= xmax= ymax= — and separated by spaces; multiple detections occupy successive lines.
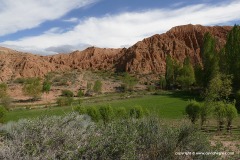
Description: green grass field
xmin=5 ymin=91 xmax=195 ymax=122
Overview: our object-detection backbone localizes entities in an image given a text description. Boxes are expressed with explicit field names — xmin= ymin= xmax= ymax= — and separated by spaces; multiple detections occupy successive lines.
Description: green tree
xmin=194 ymin=64 xmax=203 ymax=87
xmin=159 ymin=76 xmax=166 ymax=89
xmin=204 ymin=73 xmax=232 ymax=102
xmin=225 ymin=103 xmax=238 ymax=132
xmin=223 ymin=25 xmax=240 ymax=92
xmin=214 ymin=102 xmax=226 ymax=131
xmin=185 ymin=100 xmax=201 ymax=124
xmin=165 ymin=55 xmax=174 ymax=89
xmin=93 ymin=80 xmax=102 ymax=93
xmin=201 ymin=33 xmax=219 ymax=88
xmin=177 ymin=57 xmax=195 ymax=89
xmin=23 ymin=77 xmax=42 ymax=100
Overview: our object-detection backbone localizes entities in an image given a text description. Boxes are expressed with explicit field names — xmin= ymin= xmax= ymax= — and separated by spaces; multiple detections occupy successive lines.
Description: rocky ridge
xmin=0 ymin=24 xmax=232 ymax=82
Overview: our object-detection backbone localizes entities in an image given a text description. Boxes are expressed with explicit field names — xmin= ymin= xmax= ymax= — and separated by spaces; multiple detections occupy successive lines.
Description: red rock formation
xmin=0 ymin=24 xmax=233 ymax=82
xmin=115 ymin=24 xmax=231 ymax=75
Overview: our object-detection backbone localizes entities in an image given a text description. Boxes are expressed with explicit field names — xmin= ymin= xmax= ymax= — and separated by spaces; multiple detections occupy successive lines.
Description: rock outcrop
xmin=115 ymin=24 xmax=231 ymax=75
xmin=0 ymin=24 xmax=232 ymax=82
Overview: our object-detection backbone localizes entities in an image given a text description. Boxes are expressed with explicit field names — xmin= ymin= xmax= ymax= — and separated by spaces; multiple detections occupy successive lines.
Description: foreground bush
xmin=0 ymin=113 xmax=217 ymax=160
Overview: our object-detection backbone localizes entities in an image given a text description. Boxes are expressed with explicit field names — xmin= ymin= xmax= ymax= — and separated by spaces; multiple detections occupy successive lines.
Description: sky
xmin=0 ymin=0 xmax=240 ymax=55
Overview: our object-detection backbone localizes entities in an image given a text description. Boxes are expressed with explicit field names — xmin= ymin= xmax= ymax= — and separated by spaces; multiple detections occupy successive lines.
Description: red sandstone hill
xmin=0 ymin=24 xmax=232 ymax=82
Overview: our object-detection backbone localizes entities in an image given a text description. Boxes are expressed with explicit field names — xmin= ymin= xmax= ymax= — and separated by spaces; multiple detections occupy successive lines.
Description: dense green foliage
xmin=86 ymin=107 xmax=100 ymax=122
xmin=223 ymin=25 xmax=240 ymax=92
xmin=225 ymin=103 xmax=238 ymax=131
xmin=185 ymin=100 xmax=201 ymax=124
xmin=99 ymin=105 xmax=114 ymax=124
xmin=22 ymin=77 xmax=42 ymax=100
xmin=214 ymin=102 xmax=226 ymax=131
xmin=0 ymin=113 xmax=217 ymax=160
xmin=129 ymin=106 xmax=144 ymax=119
xmin=177 ymin=57 xmax=195 ymax=89
xmin=204 ymin=73 xmax=232 ymax=102
xmin=200 ymin=33 xmax=219 ymax=88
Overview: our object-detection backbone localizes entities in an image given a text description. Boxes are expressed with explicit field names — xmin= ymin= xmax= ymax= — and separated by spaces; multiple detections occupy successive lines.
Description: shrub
xmin=0 ymin=114 xmax=218 ymax=160
xmin=115 ymin=107 xmax=128 ymax=119
xmin=22 ymin=77 xmax=42 ymax=100
xmin=73 ymin=106 xmax=87 ymax=115
xmin=0 ymin=106 xmax=7 ymax=123
xmin=77 ymin=90 xmax=84 ymax=97
xmin=214 ymin=102 xmax=226 ymax=131
xmin=99 ymin=105 xmax=114 ymax=124
xmin=56 ymin=97 xmax=73 ymax=107
xmin=1 ymin=96 xmax=12 ymax=110
xmin=185 ymin=100 xmax=201 ymax=124
xmin=129 ymin=106 xmax=144 ymax=119
xmin=61 ymin=90 xmax=74 ymax=97
xmin=225 ymin=103 xmax=238 ymax=131
xmin=13 ymin=78 xmax=26 ymax=84
xmin=86 ymin=107 xmax=100 ymax=122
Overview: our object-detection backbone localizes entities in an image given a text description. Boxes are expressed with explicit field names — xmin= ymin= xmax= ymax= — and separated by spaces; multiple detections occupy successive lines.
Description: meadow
xmin=5 ymin=91 xmax=193 ymax=122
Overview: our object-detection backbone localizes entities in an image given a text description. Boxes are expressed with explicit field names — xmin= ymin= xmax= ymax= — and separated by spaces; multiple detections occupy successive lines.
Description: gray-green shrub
xmin=0 ymin=114 xmax=218 ymax=160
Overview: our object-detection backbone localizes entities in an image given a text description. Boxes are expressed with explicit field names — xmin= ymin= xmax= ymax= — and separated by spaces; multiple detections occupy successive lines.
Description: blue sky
xmin=0 ymin=0 xmax=239 ymax=55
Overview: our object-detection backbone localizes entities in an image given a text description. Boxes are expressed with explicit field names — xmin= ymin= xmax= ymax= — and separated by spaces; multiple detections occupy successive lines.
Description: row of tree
xmin=165 ymin=25 xmax=240 ymax=113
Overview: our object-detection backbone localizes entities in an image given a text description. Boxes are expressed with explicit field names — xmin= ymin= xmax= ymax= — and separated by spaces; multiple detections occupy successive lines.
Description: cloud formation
xmin=0 ymin=0 xmax=97 ymax=36
xmin=1 ymin=0 xmax=240 ymax=55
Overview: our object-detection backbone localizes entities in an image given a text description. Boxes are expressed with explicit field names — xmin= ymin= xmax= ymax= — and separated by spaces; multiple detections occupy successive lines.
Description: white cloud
xmin=63 ymin=17 xmax=79 ymax=23
xmin=1 ymin=0 xmax=240 ymax=55
xmin=0 ymin=0 xmax=97 ymax=36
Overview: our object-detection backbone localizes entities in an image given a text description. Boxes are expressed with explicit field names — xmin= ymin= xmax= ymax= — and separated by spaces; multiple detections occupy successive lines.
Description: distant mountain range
xmin=0 ymin=24 xmax=232 ymax=82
